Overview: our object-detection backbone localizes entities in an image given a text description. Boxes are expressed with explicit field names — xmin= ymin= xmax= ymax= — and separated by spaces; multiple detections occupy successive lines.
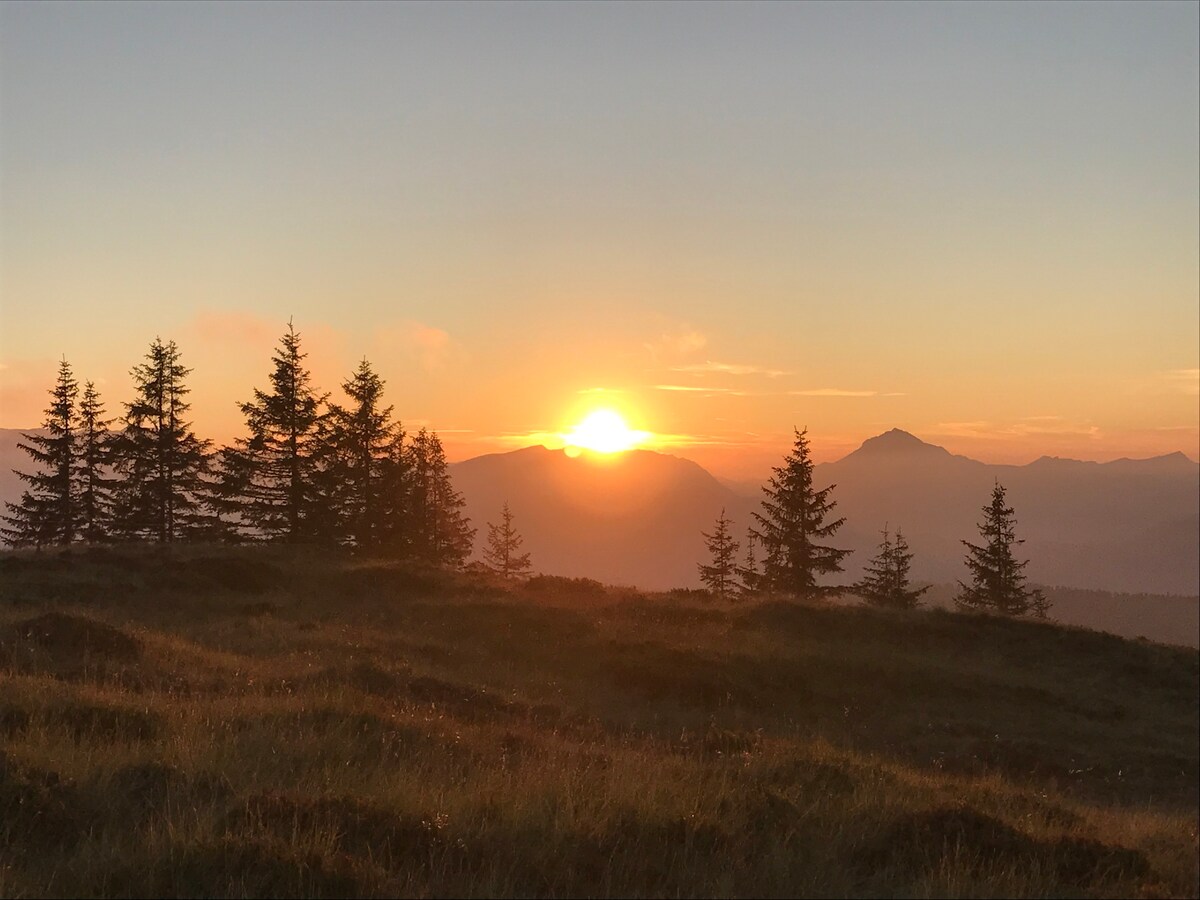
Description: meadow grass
xmin=1 ymin=545 xmax=1196 ymax=898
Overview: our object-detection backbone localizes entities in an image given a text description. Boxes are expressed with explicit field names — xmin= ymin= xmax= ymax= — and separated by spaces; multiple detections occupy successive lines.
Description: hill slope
xmin=0 ymin=547 xmax=1196 ymax=897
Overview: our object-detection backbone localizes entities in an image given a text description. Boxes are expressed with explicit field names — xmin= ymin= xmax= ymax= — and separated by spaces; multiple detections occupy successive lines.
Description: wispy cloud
xmin=654 ymin=384 xmax=745 ymax=394
xmin=376 ymin=321 xmax=464 ymax=371
xmin=648 ymin=431 xmax=789 ymax=448
xmin=1165 ymin=368 xmax=1200 ymax=396
xmin=789 ymin=388 xmax=877 ymax=397
xmin=189 ymin=310 xmax=277 ymax=348
xmin=931 ymin=419 xmax=1102 ymax=440
xmin=645 ymin=327 xmax=707 ymax=358
xmin=670 ymin=361 xmax=789 ymax=377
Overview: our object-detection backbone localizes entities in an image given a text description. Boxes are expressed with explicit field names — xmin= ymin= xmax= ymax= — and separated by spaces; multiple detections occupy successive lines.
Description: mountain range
xmin=454 ymin=429 xmax=1198 ymax=596
xmin=1 ymin=426 xmax=1196 ymax=596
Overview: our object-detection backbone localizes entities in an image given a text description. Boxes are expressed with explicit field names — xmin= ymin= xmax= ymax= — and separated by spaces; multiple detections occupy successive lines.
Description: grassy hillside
xmin=914 ymin=584 xmax=1200 ymax=650
xmin=1 ymin=547 xmax=1196 ymax=898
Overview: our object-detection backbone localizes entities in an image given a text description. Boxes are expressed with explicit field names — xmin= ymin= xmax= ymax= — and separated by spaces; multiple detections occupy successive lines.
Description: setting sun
xmin=563 ymin=409 xmax=649 ymax=454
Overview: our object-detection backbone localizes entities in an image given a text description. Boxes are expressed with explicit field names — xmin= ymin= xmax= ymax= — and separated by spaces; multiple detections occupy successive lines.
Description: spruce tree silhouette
xmin=854 ymin=526 xmax=928 ymax=609
xmin=483 ymin=501 xmax=532 ymax=579
xmin=111 ymin=338 xmax=212 ymax=543
xmin=228 ymin=321 xmax=329 ymax=542
xmin=736 ymin=528 xmax=761 ymax=599
xmin=751 ymin=427 xmax=850 ymax=599
xmin=76 ymin=380 xmax=115 ymax=543
xmin=2 ymin=359 xmax=79 ymax=548
xmin=698 ymin=508 xmax=739 ymax=599
xmin=325 ymin=358 xmax=403 ymax=549
xmin=406 ymin=428 xmax=475 ymax=567
xmin=955 ymin=481 xmax=1047 ymax=617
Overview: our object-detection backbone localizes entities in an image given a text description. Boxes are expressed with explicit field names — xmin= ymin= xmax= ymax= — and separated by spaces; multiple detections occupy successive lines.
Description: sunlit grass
xmin=0 ymin=545 xmax=1196 ymax=897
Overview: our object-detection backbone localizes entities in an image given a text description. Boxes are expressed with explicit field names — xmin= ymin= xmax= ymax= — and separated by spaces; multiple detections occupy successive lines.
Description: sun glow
xmin=563 ymin=409 xmax=649 ymax=454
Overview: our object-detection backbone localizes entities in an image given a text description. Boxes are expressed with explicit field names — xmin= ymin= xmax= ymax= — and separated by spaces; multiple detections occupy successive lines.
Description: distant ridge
xmin=819 ymin=432 xmax=1199 ymax=595
xmin=0 ymin=425 xmax=1195 ymax=594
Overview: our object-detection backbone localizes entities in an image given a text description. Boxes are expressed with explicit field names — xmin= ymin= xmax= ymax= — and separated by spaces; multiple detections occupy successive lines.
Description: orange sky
xmin=1 ymin=308 xmax=1195 ymax=480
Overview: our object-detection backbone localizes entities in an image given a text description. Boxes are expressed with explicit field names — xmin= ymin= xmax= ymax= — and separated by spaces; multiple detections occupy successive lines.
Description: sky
xmin=1 ymin=1 xmax=1197 ymax=479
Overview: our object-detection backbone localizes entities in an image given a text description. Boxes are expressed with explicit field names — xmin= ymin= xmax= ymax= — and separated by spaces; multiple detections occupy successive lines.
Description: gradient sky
xmin=2 ymin=1 xmax=1197 ymax=478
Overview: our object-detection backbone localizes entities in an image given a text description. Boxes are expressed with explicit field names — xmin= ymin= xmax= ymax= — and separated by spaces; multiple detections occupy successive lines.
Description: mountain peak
xmin=850 ymin=429 xmax=951 ymax=458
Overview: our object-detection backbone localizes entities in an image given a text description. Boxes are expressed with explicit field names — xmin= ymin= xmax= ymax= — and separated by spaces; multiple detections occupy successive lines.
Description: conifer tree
xmin=751 ymin=427 xmax=850 ymax=599
xmin=75 ymin=380 xmax=115 ymax=542
xmin=698 ymin=508 xmax=739 ymax=599
xmin=303 ymin=414 xmax=349 ymax=547
xmin=955 ymin=482 xmax=1046 ymax=616
xmin=111 ymin=338 xmax=211 ymax=542
xmin=231 ymin=322 xmax=328 ymax=541
xmin=853 ymin=526 xmax=928 ymax=610
xmin=406 ymin=428 xmax=475 ymax=567
xmin=375 ymin=433 xmax=413 ymax=553
xmin=2 ymin=360 xmax=79 ymax=548
xmin=736 ymin=528 xmax=761 ymax=598
xmin=325 ymin=358 xmax=401 ymax=549
xmin=482 ymin=502 xmax=532 ymax=579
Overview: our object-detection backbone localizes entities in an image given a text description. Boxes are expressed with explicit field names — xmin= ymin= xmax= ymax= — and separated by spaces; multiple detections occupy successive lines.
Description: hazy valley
xmin=452 ymin=429 xmax=1199 ymax=597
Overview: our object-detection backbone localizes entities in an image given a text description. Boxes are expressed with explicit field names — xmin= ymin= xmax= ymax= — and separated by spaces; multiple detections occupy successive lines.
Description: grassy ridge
xmin=1 ymin=546 xmax=1196 ymax=898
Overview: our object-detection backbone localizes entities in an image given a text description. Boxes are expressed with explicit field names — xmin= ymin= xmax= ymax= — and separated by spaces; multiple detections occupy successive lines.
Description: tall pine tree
xmin=955 ymin=482 xmax=1046 ymax=617
xmin=111 ymin=338 xmax=211 ymax=542
xmin=751 ymin=427 xmax=850 ymax=599
xmin=482 ymin=502 xmax=532 ymax=579
xmin=406 ymin=428 xmax=475 ymax=567
xmin=231 ymin=322 xmax=328 ymax=542
xmin=325 ymin=358 xmax=402 ymax=549
xmin=75 ymin=380 xmax=115 ymax=543
xmin=698 ymin=508 xmax=739 ymax=599
xmin=2 ymin=360 xmax=79 ymax=548
xmin=853 ymin=526 xmax=928 ymax=610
